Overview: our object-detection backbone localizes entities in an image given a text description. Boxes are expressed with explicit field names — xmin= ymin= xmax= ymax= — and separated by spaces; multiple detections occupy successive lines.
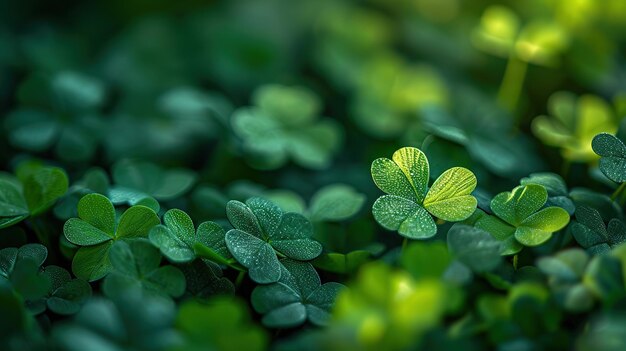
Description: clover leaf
xmin=4 ymin=71 xmax=106 ymax=162
xmin=571 ymin=206 xmax=626 ymax=254
xmin=475 ymin=184 xmax=570 ymax=254
xmin=175 ymin=297 xmax=268 ymax=351
xmin=521 ymin=172 xmax=575 ymax=215
xmin=0 ymin=166 xmax=69 ymax=228
xmin=231 ymin=84 xmax=342 ymax=170
xmin=537 ymin=248 xmax=594 ymax=312
xmin=371 ymin=146 xmax=477 ymax=239
xmin=63 ymin=193 xmax=160 ymax=281
xmin=149 ymin=208 xmax=232 ymax=265
xmin=29 ymin=265 xmax=92 ymax=315
xmin=0 ymin=244 xmax=50 ymax=300
xmin=111 ymin=159 xmax=197 ymax=202
xmin=592 ymin=132 xmax=626 ymax=183
xmin=308 ymin=184 xmax=366 ymax=222
xmin=179 ymin=260 xmax=235 ymax=298
xmin=54 ymin=167 xmax=110 ymax=220
xmin=251 ymin=260 xmax=344 ymax=328
xmin=102 ymin=240 xmax=186 ymax=299
xmin=225 ymin=197 xmax=322 ymax=284
xmin=532 ymin=92 xmax=616 ymax=162
xmin=447 ymin=224 xmax=502 ymax=273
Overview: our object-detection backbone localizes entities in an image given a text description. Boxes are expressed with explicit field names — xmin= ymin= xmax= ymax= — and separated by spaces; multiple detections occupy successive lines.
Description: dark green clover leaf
xmin=251 ymin=260 xmax=344 ymax=328
xmin=180 ymin=260 xmax=235 ymax=298
xmin=110 ymin=159 xmax=196 ymax=203
xmin=447 ymin=224 xmax=502 ymax=273
xmin=308 ymin=184 xmax=366 ymax=222
xmin=175 ymin=297 xmax=268 ymax=351
xmin=102 ymin=240 xmax=186 ymax=299
xmin=521 ymin=172 xmax=575 ymax=215
xmin=225 ymin=197 xmax=322 ymax=284
xmin=571 ymin=206 xmax=626 ymax=254
xmin=4 ymin=71 xmax=106 ymax=162
xmin=63 ymin=193 xmax=160 ymax=281
xmin=371 ymin=146 xmax=477 ymax=239
xmin=0 ymin=244 xmax=50 ymax=300
xmin=29 ymin=265 xmax=92 ymax=315
xmin=537 ymin=248 xmax=594 ymax=312
xmin=475 ymin=184 xmax=570 ymax=254
xmin=592 ymin=133 xmax=626 ymax=183
xmin=0 ymin=166 xmax=69 ymax=228
xmin=54 ymin=167 xmax=110 ymax=220
xmin=52 ymin=291 xmax=180 ymax=351
xmin=231 ymin=84 xmax=342 ymax=170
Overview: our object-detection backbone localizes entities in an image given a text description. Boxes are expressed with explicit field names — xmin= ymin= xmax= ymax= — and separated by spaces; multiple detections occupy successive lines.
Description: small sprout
xmin=102 ymin=240 xmax=186 ymax=299
xmin=252 ymin=260 xmax=343 ymax=328
xmin=371 ymin=146 xmax=477 ymax=239
xmin=475 ymin=184 xmax=570 ymax=254
xmin=225 ymin=197 xmax=322 ymax=284
xmin=63 ymin=193 xmax=160 ymax=281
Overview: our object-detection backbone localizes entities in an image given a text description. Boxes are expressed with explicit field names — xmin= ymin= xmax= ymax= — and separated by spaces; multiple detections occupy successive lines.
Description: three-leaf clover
xmin=371 ymin=146 xmax=477 ymax=239
xmin=102 ymin=240 xmax=186 ymax=299
xmin=149 ymin=209 xmax=233 ymax=266
xmin=231 ymin=84 xmax=342 ymax=170
xmin=63 ymin=193 xmax=160 ymax=281
xmin=592 ymin=132 xmax=626 ymax=183
xmin=225 ymin=197 xmax=322 ymax=284
xmin=251 ymin=260 xmax=344 ymax=328
xmin=29 ymin=265 xmax=92 ymax=315
xmin=532 ymin=92 xmax=616 ymax=162
xmin=0 ymin=244 xmax=50 ymax=300
xmin=571 ymin=206 xmax=626 ymax=254
xmin=0 ymin=166 xmax=69 ymax=228
xmin=475 ymin=184 xmax=570 ymax=254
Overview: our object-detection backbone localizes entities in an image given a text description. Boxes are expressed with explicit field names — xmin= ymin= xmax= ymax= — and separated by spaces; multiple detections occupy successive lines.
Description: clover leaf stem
xmin=610 ymin=183 xmax=626 ymax=202
xmin=498 ymin=55 xmax=527 ymax=117
xmin=235 ymin=270 xmax=246 ymax=288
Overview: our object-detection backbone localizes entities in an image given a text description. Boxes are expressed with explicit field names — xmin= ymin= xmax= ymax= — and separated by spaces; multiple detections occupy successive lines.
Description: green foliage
xmin=592 ymin=132 xmax=626 ymax=183
xmin=571 ymin=206 xmax=626 ymax=254
xmin=371 ymin=146 xmax=477 ymax=239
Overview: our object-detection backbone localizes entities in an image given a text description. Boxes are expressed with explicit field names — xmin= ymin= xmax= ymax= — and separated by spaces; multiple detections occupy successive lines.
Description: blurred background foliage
xmin=2 ymin=0 xmax=626 ymax=350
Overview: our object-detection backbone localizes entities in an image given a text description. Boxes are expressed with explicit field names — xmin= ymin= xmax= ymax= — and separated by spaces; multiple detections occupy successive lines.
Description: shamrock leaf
xmin=4 ymin=71 xmax=106 ymax=162
xmin=149 ymin=208 xmax=232 ymax=265
xmin=592 ymin=132 xmax=626 ymax=183
xmin=111 ymin=159 xmax=197 ymax=202
xmin=537 ymin=248 xmax=594 ymax=312
xmin=225 ymin=197 xmax=322 ymax=284
xmin=29 ymin=265 xmax=92 ymax=315
xmin=447 ymin=224 xmax=502 ymax=273
xmin=231 ymin=84 xmax=342 ymax=170
xmin=533 ymin=92 xmax=616 ymax=162
xmin=102 ymin=240 xmax=186 ymax=299
xmin=571 ymin=206 xmax=626 ymax=254
xmin=63 ymin=193 xmax=160 ymax=281
xmin=252 ymin=260 xmax=344 ymax=328
xmin=521 ymin=172 xmax=576 ymax=215
xmin=371 ymin=147 xmax=477 ymax=239
xmin=54 ymin=167 xmax=110 ymax=220
xmin=179 ymin=260 xmax=235 ymax=298
xmin=0 ymin=244 xmax=50 ymax=300
xmin=0 ymin=166 xmax=69 ymax=229
xmin=175 ymin=297 xmax=268 ymax=351
xmin=308 ymin=184 xmax=366 ymax=222
xmin=476 ymin=184 xmax=570 ymax=254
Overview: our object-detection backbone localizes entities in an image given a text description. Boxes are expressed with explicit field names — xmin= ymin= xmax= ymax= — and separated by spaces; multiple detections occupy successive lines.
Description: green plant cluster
xmin=2 ymin=0 xmax=626 ymax=350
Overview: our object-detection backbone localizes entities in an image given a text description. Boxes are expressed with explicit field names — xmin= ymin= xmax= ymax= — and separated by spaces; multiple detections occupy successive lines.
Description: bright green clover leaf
xmin=532 ymin=92 xmax=616 ymax=162
xmin=0 ymin=166 xmax=69 ymax=228
xmin=476 ymin=184 xmax=570 ymax=254
xmin=110 ymin=159 xmax=196 ymax=203
xmin=231 ymin=84 xmax=342 ymax=170
xmin=225 ymin=197 xmax=323 ymax=284
xmin=592 ymin=132 xmax=626 ymax=183
xmin=175 ymin=297 xmax=268 ymax=351
xmin=251 ymin=260 xmax=344 ymax=328
xmin=571 ymin=206 xmax=626 ymax=254
xmin=447 ymin=224 xmax=502 ymax=273
xmin=308 ymin=184 xmax=366 ymax=222
xmin=63 ymin=193 xmax=160 ymax=281
xmin=371 ymin=146 xmax=477 ymax=239
xmin=102 ymin=240 xmax=186 ymax=299
xmin=521 ymin=172 xmax=576 ymax=215
xmin=149 ymin=208 xmax=233 ymax=266
xmin=0 ymin=244 xmax=50 ymax=300
xmin=28 ymin=265 xmax=92 ymax=315
xmin=537 ymin=248 xmax=594 ymax=312
xmin=179 ymin=260 xmax=235 ymax=298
